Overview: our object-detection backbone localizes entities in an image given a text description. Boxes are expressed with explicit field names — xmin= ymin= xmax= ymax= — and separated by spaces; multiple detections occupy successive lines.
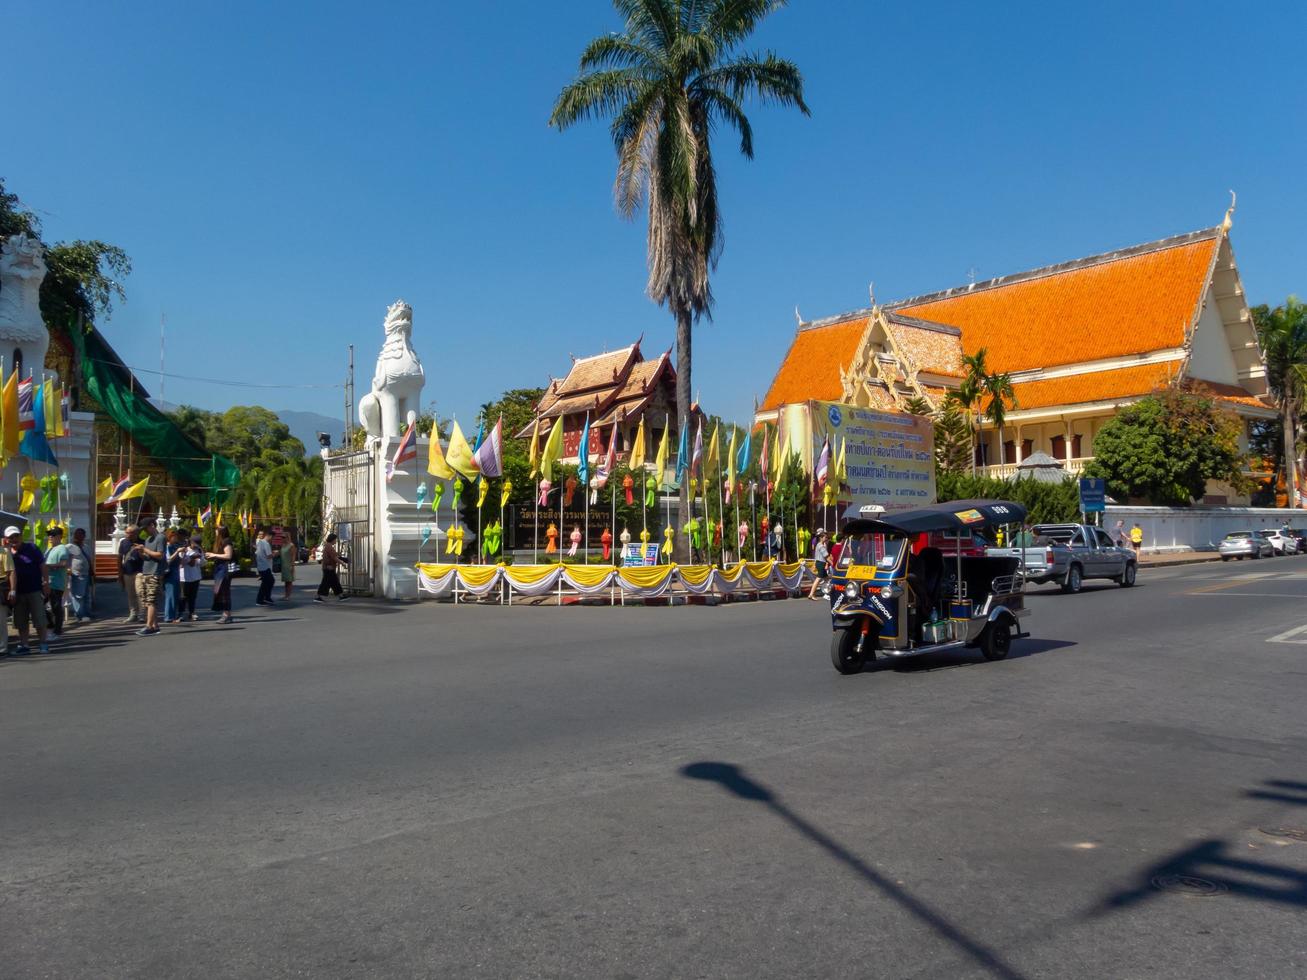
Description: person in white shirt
xmin=254 ymin=528 xmax=276 ymax=605
xmin=180 ymin=534 xmax=204 ymax=621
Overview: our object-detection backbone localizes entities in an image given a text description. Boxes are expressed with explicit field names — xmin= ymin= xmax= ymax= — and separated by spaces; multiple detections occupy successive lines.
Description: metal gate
xmin=323 ymin=449 xmax=374 ymax=595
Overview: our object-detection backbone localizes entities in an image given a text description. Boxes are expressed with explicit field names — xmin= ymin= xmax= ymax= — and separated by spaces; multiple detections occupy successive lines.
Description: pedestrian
xmin=808 ymin=529 xmax=830 ymax=600
xmin=206 ymin=526 xmax=236 ymax=624
xmin=67 ymin=527 xmax=93 ymax=624
xmin=162 ymin=528 xmax=184 ymax=623
xmin=1130 ymin=522 xmax=1143 ymax=555
xmin=180 ymin=534 xmax=203 ymax=622
xmin=1114 ymin=519 xmax=1128 ymax=548
xmin=134 ymin=516 xmax=167 ymax=636
xmin=279 ymin=530 xmax=297 ymax=601
xmin=8 ymin=525 xmax=51 ymax=655
xmin=254 ymin=527 xmax=276 ymax=605
xmin=43 ymin=526 xmax=70 ymax=636
xmin=0 ymin=535 xmax=14 ymax=657
xmin=314 ymin=532 xmax=349 ymax=602
xmin=118 ymin=523 xmax=143 ymax=623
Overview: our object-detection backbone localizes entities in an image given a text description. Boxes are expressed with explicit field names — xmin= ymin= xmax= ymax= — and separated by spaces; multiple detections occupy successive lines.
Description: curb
xmin=1139 ymin=555 xmax=1222 ymax=569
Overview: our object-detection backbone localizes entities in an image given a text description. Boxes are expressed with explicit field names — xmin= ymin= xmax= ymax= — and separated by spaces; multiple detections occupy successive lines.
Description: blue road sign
xmin=1079 ymin=477 xmax=1106 ymax=513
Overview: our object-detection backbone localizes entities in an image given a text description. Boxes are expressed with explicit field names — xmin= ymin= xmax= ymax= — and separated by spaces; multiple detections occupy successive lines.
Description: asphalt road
xmin=3 ymin=562 xmax=1307 ymax=979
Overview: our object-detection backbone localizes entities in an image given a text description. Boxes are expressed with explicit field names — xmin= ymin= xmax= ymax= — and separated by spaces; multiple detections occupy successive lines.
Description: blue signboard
xmin=1079 ymin=477 xmax=1106 ymax=513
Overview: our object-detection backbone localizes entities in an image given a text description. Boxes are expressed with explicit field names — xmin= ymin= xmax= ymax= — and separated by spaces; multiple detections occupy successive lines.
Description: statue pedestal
xmin=372 ymin=435 xmax=461 ymax=599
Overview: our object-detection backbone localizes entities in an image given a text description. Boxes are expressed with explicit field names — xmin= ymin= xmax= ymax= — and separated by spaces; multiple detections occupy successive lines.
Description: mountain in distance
xmin=278 ymin=410 xmax=349 ymax=455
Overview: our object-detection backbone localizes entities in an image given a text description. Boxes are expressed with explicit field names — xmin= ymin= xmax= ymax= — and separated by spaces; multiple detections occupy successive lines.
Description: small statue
xmin=623 ymin=473 xmax=634 ymax=505
xmin=601 ymin=527 xmax=613 ymax=561
xmin=546 ymin=522 xmax=559 ymax=554
xmin=738 ymin=520 xmax=749 ymax=551
xmin=538 ymin=478 xmax=552 ymax=507
xmin=567 ymin=525 xmax=582 ymax=557
xmin=564 ymin=476 xmax=578 ymax=507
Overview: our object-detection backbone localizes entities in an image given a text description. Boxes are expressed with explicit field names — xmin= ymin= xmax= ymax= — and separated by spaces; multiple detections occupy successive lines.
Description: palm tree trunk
xmin=1284 ymin=397 xmax=1298 ymax=508
xmin=675 ymin=304 xmax=693 ymax=562
xmin=975 ymin=418 xmax=984 ymax=478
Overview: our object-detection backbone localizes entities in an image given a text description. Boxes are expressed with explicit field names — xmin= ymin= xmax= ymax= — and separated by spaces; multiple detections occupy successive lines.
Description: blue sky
xmin=9 ymin=1 xmax=1306 ymax=433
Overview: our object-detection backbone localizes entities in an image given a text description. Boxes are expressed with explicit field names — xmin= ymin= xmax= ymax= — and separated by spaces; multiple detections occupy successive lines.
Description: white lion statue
xmin=358 ymin=300 xmax=425 ymax=440
xmin=0 ymin=233 xmax=56 ymax=383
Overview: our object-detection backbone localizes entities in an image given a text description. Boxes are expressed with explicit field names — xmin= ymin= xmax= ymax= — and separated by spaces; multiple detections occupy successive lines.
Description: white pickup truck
xmin=987 ymin=523 xmax=1137 ymax=593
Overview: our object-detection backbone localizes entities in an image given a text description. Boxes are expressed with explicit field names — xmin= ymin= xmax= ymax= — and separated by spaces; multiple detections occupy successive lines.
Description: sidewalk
xmin=1136 ymin=551 xmax=1220 ymax=568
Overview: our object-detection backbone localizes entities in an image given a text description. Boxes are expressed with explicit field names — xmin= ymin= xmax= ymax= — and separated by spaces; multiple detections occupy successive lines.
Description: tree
xmin=1253 ymin=297 xmax=1307 ymax=507
xmin=981 ymin=364 xmax=1016 ymax=466
xmin=201 ymin=406 xmax=305 ymax=471
xmin=947 ymin=361 xmax=983 ymax=475
xmin=550 ymin=0 xmax=808 ymax=554
xmin=1084 ymin=388 xmax=1252 ymax=506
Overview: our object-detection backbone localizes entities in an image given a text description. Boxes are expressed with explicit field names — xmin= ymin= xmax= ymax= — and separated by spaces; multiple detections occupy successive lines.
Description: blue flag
xmin=675 ymin=421 xmax=689 ymax=485
xmin=576 ymin=413 xmax=591 ymax=486
xmin=736 ymin=427 xmax=751 ymax=475
xmin=19 ymin=381 xmax=58 ymax=467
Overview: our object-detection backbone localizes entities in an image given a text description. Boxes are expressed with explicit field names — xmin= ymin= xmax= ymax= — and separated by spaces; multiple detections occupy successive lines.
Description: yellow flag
xmin=43 ymin=379 xmax=57 ymax=437
xmin=653 ymin=415 xmax=671 ymax=487
xmin=95 ymin=476 xmax=114 ymax=504
xmin=726 ymin=425 xmax=738 ymax=487
xmin=836 ymin=437 xmax=847 ymax=484
xmin=445 ymin=421 xmax=480 ymax=479
xmin=629 ymin=417 xmax=646 ymax=470
xmin=55 ymin=386 xmax=67 ymax=438
xmin=427 ymin=427 xmax=454 ymax=480
xmin=2 ymin=369 xmax=18 ymax=459
xmin=705 ymin=423 xmax=721 ymax=473
xmin=538 ymin=417 xmax=564 ymax=482
xmin=216 ymin=509 xmax=224 ymax=528
xmin=118 ymin=476 xmax=150 ymax=501
xmin=770 ymin=424 xmax=783 ymax=481
xmin=527 ymin=420 xmax=541 ymax=479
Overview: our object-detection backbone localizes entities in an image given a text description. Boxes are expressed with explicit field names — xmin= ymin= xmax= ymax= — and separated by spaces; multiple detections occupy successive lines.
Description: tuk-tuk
xmin=827 ymin=499 xmax=1030 ymax=674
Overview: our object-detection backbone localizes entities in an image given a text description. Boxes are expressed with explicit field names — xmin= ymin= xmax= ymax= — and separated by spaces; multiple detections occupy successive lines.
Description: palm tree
xmin=982 ymin=368 xmax=1016 ymax=469
xmin=951 ymin=351 xmax=987 ymax=475
xmin=257 ymin=457 xmax=325 ymax=538
xmin=1256 ymin=296 xmax=1307 ymax=507
xmin=550 ymin=0 xmax=808 ymax=547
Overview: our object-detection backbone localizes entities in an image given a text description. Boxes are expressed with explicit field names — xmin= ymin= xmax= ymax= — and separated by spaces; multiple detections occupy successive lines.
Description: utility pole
xmin=159 ymin=313 xmax=166 ymax=407
xmin=344 ymin=345 xmax=355 ymax=448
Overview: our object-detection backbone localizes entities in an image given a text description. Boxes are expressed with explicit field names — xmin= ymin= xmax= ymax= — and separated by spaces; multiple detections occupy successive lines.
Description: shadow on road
xmin=1094 ymin=778 xmax=1307 ymax=914
xmin=680 ymin=761 xmax=1030 ymax=980
xmin=872 ymin=638 xmax=1077 ymax=673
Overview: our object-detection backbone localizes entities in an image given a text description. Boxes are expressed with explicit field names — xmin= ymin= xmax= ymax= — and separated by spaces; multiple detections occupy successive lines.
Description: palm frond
xmin=579 ymin=33 xmax=661 ymax=72
xmin=550 ymin=70 xmax=648 ymax=129
xmin=702 ymin=0 xmax=790 ymax=50
xmin=696 ymin=85 xmax=754 ymax=157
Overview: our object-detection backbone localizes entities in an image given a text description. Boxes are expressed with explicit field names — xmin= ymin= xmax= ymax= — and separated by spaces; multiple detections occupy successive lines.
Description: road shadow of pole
xmin=680 ymin=762 xmax=1030 ymax=980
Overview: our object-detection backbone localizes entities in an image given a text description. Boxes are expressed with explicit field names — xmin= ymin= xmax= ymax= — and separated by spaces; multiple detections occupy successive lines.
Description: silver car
xmin=1219 ymin=531 xmax=1273 ymax=560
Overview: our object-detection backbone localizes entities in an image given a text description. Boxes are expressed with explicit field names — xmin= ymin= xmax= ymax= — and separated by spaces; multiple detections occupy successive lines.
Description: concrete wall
xmin=1104 ymin=504 xmax=1300 ymax=553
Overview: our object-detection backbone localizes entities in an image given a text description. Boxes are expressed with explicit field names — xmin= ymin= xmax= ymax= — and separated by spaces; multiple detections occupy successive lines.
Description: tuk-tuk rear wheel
xmin=830 ymin=627 xmax=869 ymax=674
xmin=981 ymin=619 xmax=1012 ymax=661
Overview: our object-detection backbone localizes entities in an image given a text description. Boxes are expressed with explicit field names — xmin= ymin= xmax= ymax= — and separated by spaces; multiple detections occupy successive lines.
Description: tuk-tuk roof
xmin=841 ymin=499 xmax=1028 ymax=537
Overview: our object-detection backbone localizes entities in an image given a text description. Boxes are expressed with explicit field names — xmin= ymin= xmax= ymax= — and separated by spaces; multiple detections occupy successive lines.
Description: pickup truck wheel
xmin=1061 ymin=564 xmax=1083 ymax=594
xmin=830 ymin=627 xmax=868 ymax=675
xmin=981 ymin=619 xmax=1012 ymax=661
xmin=1119 ymin=562 xmax=1137 ymax=587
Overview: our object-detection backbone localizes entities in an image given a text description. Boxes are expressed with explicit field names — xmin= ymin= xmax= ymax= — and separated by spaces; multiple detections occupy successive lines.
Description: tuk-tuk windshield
xmin=836 ymin=532 xmax=906 ymax=571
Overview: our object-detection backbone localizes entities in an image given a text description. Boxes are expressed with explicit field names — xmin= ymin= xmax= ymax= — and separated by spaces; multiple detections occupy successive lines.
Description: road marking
xmin=1267 ymin=625 xmax=1307 ymax=644
xmin=1187 ymin=573 xmax=1279 ymax=593
xmin=1192 ymin=592 xmax=1307 ymax=598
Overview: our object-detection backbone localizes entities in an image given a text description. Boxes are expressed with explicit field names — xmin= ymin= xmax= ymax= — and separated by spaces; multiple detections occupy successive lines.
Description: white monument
xmin=325 ymin=300 xmax=447 ymax=599
xmin=0 ymin=233 xmax=95 ymax=542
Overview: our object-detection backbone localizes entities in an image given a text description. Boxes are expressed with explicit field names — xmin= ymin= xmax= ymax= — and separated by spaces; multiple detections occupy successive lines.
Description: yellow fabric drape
xmin=617 ymin=565 xmax=675 ymax=589
xmin=676 ymin=565 xmax=714 ymax=588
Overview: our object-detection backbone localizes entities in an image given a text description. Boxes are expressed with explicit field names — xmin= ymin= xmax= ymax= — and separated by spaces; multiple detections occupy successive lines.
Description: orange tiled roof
xmin=895 ymin=234 xmax=1217 ymax=373
xmin=1186 ymin=379 xmax=1274 ymax=411
xmin=761 ymin=316 xmax=867 ymax=410
xmin=1011 ymin=363 xmax=1179 ymax=410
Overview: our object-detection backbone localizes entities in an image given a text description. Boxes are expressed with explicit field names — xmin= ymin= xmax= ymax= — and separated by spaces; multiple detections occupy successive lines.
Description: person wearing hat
xmin=43 ymin=525 xmax=71 ymax=636
xmin=808 ymin=529 xmax=831 ymax=600
xmin=7 ymin=525 xmax=50 ymax=655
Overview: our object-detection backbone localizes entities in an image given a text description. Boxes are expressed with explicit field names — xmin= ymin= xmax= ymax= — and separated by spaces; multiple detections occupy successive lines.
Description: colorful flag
xmin=705 ymin=423 xmax=720 ymax=474
xmin=770 ymin=424 xmax=783 ymax=481
xmin=17 ymin=378 xmax=35 ymax=431
xmin=112 ymin=476 xmax=150 ymax=503
xmin=216 ymin=508 xmax=224 ymax=528
xmin=675 ymin=420 xmax=689 ymax=485
xmin=736 ymin=425 xmax=751 ymax=476
xmin=690 ymin=418 xmax=703 ymax=475
xmin=1 ymin=369 xmax=18 ymax=458
xmin=576 ymin=414 xmax=592 ymax=486
xmin=427 ymin=425 xmax=454 ymax=480
xmin=815 ymin=435 xmax=831 ymax=488
xmin=527 ymin=419 xmax=542 ymax=479
xmin=725 ymin=425 xmax=738 ymax=501
xmin=57 ymin=386 xmax=69 ymax=438
xmin=836 ymin=437 xmax=847 ymax=485
xmin=19 ymin=381 xmax=57 ymax=466
xmin=445 ymin=420 xmax=480 ymax=479
xmin=95 ymin=475 xmax=115 ymax=504
xmin=103 ymin=474 xmax=132 ymax=505
xmin=387 ymin=421 xmax=417 ymax=482
xmin=198 ymin=504 xmax=213 ymax=526
xmin=471 ymin=415 xmax=504 ymax=478
xmin=628 ymin=417 xmax=646 ymax=471
xmin=595 ymin=415 xmax=620 ymax=488
xmin=538 ymin=418 xmax=564 ymax=482
xmin=653 ymin=414 xmax=671 ymax=489
xmin=42 ymin=379 xmax=57 ymax=437
xmin=758 ymin=424 xmax=770 ymax=482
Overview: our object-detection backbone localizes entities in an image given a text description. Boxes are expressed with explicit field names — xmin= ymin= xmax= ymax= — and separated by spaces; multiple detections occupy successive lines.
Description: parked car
xmin=1289 ymin=529 xmax=1307 ymax=553
xmin=987 ymin=522 xmax=1136 ymax=593
xmin=1219 ymin=531 xmax=1273 ymax=560
xmin=1258 ymin=529 xmax=1298 ymax=555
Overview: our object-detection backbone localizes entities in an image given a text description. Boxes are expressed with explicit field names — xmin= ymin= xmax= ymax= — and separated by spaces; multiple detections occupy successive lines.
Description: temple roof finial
xmin=1222 ymin=189 xmax=1236 ymax=232
xmin=794 ymin=305 xmax=803 ymax=327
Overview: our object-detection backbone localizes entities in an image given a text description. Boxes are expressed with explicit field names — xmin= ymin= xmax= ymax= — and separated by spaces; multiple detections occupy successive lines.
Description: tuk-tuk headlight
xmin=843 ymin=581 xmax=860 ymax=600
xmin=879 ymin=583 xmax=903 ymax=599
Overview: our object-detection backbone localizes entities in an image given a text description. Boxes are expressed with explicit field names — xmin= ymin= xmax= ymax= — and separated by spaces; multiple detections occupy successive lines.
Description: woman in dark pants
xmin=206 ymin=526 xmax=236 ymax=624
xmin=315 ymin=533 xmax=349 ymax=602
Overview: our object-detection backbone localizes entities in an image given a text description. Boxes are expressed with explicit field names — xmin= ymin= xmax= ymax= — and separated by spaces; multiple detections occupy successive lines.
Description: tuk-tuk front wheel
xmin=830 ymin=625 xmax=871 ymax=674
xmin=981 ymin=619 xmax=1012 ymax=661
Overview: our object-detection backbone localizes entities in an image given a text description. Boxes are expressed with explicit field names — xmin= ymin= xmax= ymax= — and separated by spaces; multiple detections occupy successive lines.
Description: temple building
xmin=760 ymin=214 xmax=1275 ymax=503
xmin=518 ymin=339 xmax=683 ymax=465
